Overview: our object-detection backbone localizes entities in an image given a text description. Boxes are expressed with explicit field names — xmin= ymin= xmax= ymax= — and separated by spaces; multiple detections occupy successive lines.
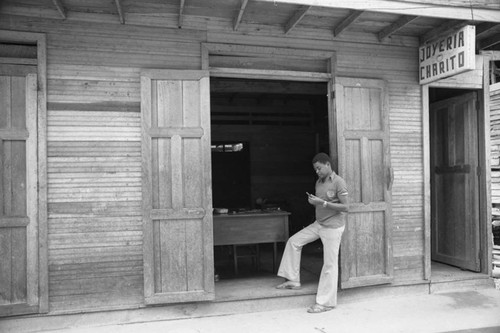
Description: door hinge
xmin=476 ymin=100 xmax=481 ymax=111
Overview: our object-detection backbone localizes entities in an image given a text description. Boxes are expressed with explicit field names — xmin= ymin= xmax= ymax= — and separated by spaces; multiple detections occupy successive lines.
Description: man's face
xmin=313 ymin=161 xmax=331 ymax=180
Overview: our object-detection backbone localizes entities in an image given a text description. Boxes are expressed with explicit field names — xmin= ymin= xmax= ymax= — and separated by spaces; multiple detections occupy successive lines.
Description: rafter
xmin=51 ymin=0 xmax=66 ymax=19
xmin=478 ymin=34 xmax=500 ymax=50
xmin=333 ymin=10 xmax=364 ymax=37
xmin=284 ymin=5 xmax=311 ymax=34
xmin=114 ymin=0 xmax=125 ymax=24
xmin=419 ymin=20 xmax=469 ymax=44
xmin=475 ymin=22 xmax=500 ymax=38
xmin=179 ymin=0 xmax=186 ymax=28
xmin=212 ymin=79 xmax=326 ymax=95
xmin=234 ymin=0 xmax=249 ymax=31
xmin=378 ymin=15 xmax=418 ymax=41
xmin=260 ymin=0 xmax=500 ymax=22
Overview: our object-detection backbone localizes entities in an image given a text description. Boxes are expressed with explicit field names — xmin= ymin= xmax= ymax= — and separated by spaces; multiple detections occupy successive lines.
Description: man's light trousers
xmin=277 ymin=221 xmax=344 ymax=307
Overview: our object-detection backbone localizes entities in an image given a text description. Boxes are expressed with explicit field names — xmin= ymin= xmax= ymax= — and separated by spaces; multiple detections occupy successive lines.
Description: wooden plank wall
xmin=0 ymin=17 xmax=206 ymax=313
xmin=491 ymin=83 xmax=500 ymax=204
xmin=0 ymin=14 xmax=422 ymax=312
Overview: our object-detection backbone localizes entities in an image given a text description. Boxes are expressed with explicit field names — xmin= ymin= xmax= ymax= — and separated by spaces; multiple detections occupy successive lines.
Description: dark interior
xmin=210 ymin=77 xmax=329 ymax=233
xmin=210 ymin=77 xmax=329 ymax=279
xmin=429 ymin=87 xmax=475 ymax=103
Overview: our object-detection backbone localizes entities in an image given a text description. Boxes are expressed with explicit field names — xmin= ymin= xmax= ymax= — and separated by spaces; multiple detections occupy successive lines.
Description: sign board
xmin=419 ymin=25 xmax=475 ymax=85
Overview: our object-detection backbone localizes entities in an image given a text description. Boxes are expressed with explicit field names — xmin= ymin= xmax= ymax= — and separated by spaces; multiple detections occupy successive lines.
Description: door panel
xmin=335 ymin=77 xmax=393 ymax=289
xmin=430 ymin=92 xmax=480 ymax=272
xmin=141 ymin=70 xmax=214 ymax=304
xmin=0 ymin=68 xmax=39 ymax=316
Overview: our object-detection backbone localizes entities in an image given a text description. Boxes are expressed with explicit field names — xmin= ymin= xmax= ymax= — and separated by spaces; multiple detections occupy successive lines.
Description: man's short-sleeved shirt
xmin=315 ymin=172 xmax=348 ymax=228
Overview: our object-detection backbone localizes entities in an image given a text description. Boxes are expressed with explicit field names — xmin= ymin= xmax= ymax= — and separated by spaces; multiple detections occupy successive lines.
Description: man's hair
xmin=312 ymin=153 xmax=332 ymax=166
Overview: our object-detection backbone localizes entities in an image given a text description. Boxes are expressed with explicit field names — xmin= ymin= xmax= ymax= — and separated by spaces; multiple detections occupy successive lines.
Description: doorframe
xmin=422 ymin=55 xmax=492 ymax=280
xmin=0 ymin=30 xmax=48 ymax=313
xmin=200 ymin=43 xmax=336 ymax=158
xmin=200 ymin=42 xmax=338 ymax=284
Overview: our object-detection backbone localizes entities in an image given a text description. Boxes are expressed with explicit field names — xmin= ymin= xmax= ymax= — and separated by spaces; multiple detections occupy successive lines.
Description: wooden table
xmin=213 ymin=211 xmax=290 ymax=273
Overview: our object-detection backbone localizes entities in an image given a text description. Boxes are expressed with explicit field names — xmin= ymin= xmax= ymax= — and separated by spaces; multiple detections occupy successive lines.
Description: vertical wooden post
xmin=422 ymin=84 xmax=431 ymax=281
xmin=36 ymin=32 xmax=48 ymax=314
xmin=328 ymin=54 xmax=338 ymax=169
xmin=481 ymin=55 xmax=493 ymax=276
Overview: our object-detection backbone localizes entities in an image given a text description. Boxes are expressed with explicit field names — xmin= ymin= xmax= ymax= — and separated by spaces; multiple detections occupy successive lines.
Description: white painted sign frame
xmin=419 ymin=25 xmax=476 ymax=85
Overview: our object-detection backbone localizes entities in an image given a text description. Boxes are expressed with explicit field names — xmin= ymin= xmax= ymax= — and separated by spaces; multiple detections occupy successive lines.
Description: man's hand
xmin=307 ymin=193 xmax=323 ymax=206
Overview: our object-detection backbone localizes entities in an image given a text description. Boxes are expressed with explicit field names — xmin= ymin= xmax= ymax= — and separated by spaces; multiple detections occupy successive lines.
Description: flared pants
xmin=277 ymin=221 xmax=344 ymax=307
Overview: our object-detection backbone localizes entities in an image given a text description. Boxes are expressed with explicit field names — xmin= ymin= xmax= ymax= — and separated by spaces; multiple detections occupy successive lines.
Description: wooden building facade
xmin=0 ymin=0 xmax=499 ymax=317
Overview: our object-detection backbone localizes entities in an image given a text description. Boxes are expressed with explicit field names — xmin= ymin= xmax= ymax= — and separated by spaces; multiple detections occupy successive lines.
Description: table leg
xmin=273 ymin=242 xmax=277 ymax=273
xmin=233 ymin=245 xmax=238 ymax=275
xmin=256 ymin=245 xmax=260 ymax=271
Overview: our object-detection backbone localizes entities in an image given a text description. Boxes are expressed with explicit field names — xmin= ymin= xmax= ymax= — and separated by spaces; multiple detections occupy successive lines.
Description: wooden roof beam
xmin=114 ymin=0 xmax=125 ymax=24
xmin=211 ymin=79 xmax=326 ymax=95
xmin=419 ymin=20 xmax=469 ymax=44
xmin=51 ymin=0 xmax=67 ymax=19
xmin=179 ymin=0 xmax=186 ymax=28
xmin=284 ymin=5 xmax=311 ymax=34
xmin=258 ymin=0 xmax=500 ymax=22
xmin=478 ymin=34 xmax=500 ymax=50
xmin=378 ymin=15 xmax=419 ymax=41
xmin=333 ymin=10 xmax=364 ymax=37
xmin=234 ymin=0 xmax=249 ymax=31
xmin=476 ymin=22 xmax=500 ymax=38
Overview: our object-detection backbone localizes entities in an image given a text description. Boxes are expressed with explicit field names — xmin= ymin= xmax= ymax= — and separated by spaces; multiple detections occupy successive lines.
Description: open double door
xmin=140 ymin=70 xmax=395 ymax=304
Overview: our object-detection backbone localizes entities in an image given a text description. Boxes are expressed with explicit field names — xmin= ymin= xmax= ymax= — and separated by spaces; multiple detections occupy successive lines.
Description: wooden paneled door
xmin=430 ymin=92 xmax=480 ymax=272
xmin=0 ymin=67 xmax=39 ymax=316
xmin=141 ymin=70 xmax=214 ymax=304
xmin=335 ymin=77 xmax=394 ymax=289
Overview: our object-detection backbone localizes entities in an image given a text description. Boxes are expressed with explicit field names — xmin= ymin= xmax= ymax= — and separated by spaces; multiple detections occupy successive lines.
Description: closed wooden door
xmin=335 ymin=77 xmax=393 ymax=289
xmin=430 ymin=92 xmax=480 ymax=272
xmin=0 ymin=67 xmax=39 ymax=316
xmin=141 ymin=70 xmax=214 ymax=304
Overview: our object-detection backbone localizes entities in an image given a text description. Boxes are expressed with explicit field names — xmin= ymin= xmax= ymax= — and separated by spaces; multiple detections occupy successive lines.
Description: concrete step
xmin=2 ymin=276 xmax=496 ymax=333
xmin=430 ymin=276 xmax=495 ymax=293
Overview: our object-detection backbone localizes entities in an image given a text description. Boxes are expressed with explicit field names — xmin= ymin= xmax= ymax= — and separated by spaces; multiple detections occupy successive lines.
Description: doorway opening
xmin=428 ymin=87 xmax=486 ymax=282
xmin=210 ymin=77 xmax=329 ymax=299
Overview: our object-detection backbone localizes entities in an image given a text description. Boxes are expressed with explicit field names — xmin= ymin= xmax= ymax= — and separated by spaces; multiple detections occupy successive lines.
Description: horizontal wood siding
xmin=0 ymin=17 xmax=207 ymax=312
xmin=1 ymin=13 xmax=424 ymax=311
xmin=46 ymin=100 xmax=143 ymax=311
xmin=44 ymin=28 xmax=203 ymax=312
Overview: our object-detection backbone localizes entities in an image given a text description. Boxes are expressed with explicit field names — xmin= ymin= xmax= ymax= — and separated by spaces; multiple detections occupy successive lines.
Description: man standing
xmin=276 ymin=153 xmax=349 ymax=313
